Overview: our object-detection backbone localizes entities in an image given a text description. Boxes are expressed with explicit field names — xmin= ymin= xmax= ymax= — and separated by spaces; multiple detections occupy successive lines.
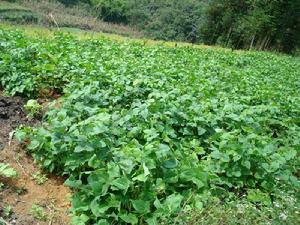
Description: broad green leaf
xmin=90 ymin=198 xmax=111 ymax=217
xmin=96 ymin=219 xmax=109 ymax=225
xmin=162 ymin=158 xmax=177 ymax=169
xmin=133 ymin=173 xmax=148 ymax=182
xmin=247 ymin=189 xmax=271 ymax=206
xmin=119 ymin=213 xmax=138 ymax=224
xmin=111 ymin=177 xmax=130 ymax=192
xmin=132 ymin=199 xmax=150 ymax=214
xmin=0 ymin=163 xmax=17 ymax=178
xmin=146 ymin=217 xmax=157 ymax=225
xmin=71 ymin=214 xmax=89 ymax=225
xmin=27 ymin=139 xmax=40 ymax=150
xmin=164 ymin=193 xmax=183 ymax=213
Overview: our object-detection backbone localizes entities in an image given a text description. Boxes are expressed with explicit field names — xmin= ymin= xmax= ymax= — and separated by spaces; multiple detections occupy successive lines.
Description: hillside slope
xmin=0 ymin=0 xmax=141 ymax=37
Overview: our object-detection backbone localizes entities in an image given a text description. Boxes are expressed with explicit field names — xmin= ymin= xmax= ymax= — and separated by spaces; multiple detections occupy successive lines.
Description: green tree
xmin=91 ymin=0 xmax=129 ymax=23
xmin=57 ymin=0 xmax=300 ymax=53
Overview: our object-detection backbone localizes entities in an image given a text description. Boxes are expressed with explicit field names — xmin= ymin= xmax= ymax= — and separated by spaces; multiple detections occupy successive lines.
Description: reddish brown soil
xmin=0 ymin=95 xmax=71 ymax=225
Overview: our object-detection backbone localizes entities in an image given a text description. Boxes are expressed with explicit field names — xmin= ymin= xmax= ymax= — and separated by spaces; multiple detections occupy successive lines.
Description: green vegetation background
xmin=2 ymin=0 xmax=299 ymax=54
xmin=60 ymin=0 xmax=300 ymax=54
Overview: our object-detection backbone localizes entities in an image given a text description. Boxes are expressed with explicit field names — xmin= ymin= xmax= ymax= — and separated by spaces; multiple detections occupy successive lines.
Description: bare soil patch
xmin=0 ymin=95 xmax=71 ymax=225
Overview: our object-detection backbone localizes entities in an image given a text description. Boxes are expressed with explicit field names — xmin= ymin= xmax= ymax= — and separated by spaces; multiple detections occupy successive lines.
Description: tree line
xmin=59 ymin=0 xmax=299 ymax=54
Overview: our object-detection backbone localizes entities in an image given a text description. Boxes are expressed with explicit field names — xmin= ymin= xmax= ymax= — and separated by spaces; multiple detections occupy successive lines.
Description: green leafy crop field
xmin=0 ymin=28 xmax=299 ymax=224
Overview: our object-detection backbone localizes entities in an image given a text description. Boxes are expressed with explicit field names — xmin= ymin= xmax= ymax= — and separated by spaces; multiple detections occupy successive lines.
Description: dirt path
xmin=0 ymin=95 xmax=71 ymax=225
